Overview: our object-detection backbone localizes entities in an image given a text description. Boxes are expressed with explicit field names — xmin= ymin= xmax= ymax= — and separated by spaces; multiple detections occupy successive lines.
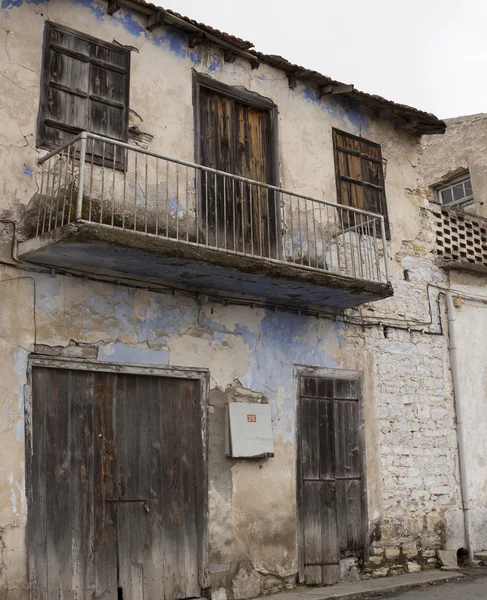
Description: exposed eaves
xmin=106 ymin=0 xmax=446 ymax=135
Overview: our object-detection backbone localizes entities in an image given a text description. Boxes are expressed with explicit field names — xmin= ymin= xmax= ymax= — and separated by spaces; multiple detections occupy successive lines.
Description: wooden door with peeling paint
xmin=297 ymin=374 xmax=366 ymax=585
xmin=28 ymin=366 xmax=204 ymax=600
xmin=199 ymin=86 xmax=278 ymax=258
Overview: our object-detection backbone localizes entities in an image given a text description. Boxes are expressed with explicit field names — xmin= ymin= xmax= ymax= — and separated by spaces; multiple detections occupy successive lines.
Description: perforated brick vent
xmin=436 ymin=208 xmax=487 ymax=266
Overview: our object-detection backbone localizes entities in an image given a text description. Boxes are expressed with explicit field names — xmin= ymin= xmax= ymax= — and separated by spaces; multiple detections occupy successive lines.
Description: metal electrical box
xmin=225 ymin=402 xmax=274 ymax=458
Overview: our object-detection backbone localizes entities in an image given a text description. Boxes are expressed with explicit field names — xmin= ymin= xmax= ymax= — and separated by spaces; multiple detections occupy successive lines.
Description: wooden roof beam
xmin=147 ymin=9 xmax=166 ymax=32
xmin=320 ymin=83 xmax=354 ymax=97
xmin=107 ymin=0 xmax=120 ymax=15
xmin=188 ymin=32 xmax=205 ymax=48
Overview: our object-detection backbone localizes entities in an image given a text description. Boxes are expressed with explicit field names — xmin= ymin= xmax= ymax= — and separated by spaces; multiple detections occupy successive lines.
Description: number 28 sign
xmin=247 ymin=414 xmax=257 ymax=423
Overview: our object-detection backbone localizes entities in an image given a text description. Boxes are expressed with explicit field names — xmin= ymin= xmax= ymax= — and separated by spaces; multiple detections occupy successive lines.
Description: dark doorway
xmin=297 ymin=372 xmax=367 ymax=585
xmin=28 ymin=365 xmax=205 ymax=600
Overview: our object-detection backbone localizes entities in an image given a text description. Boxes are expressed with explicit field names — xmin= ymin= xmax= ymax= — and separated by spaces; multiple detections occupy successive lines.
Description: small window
xmin=37 ymin=22 xmax=130 ymax=168
xmin=437 ymin=175 xmax=474 ymax=211
xmin=332 ymin=129 xmax=390 ymax=238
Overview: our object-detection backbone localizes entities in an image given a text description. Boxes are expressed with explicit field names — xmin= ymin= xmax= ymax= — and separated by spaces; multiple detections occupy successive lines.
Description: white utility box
xmin=225 ymin=402 xmax=274 ymax=458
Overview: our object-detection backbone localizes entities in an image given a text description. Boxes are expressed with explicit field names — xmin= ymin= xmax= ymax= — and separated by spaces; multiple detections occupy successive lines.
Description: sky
xmin=159 ymin=0 xmax=486 ymax=119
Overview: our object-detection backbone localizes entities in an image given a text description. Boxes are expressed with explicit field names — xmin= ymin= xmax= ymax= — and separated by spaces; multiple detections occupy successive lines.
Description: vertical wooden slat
xmin=180 ymin=380 xmax=202 ymax=598
xmin=300 ymin=397 xmax=320 ymax=480
xmin=45 ymin=368 xmax=72 ymax=599
xmin=94 ymin=372 xmax=118 ymax=599
xmin=116 ymin=374 xmax=144 ymax=600
xmin=29 ymin=368 xmax=49 ymax=600
xmin=138 ymin=374 xmax=165 ymax=600
xmin=70 ymin=370 xmax=95 ymax=599
xmin=162 ymin=378 xmax=186 ymax=600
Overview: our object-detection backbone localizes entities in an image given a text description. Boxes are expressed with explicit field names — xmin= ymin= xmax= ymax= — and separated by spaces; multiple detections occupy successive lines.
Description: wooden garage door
xmin=297 ymin=374 xmax=366 ymax=585
xmin=28 ymin=367 xmax=205 ymax=600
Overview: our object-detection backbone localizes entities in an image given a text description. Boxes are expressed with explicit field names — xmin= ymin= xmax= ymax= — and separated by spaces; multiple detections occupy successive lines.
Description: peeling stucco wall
xmin=421 ymin=113 xmax=487 ymax=218
xmin=0 ymin=0 xmax=467 ymax=597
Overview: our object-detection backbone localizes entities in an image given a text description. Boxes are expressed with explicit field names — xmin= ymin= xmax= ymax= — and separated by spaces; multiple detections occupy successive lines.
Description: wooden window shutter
xmin=37 ymin=23 xmax=130 ymax=166
xmin=332 ymin=129 xmax=390 ymax=238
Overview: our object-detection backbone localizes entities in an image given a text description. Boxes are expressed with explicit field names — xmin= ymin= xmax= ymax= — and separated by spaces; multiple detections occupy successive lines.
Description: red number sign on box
xmin=247 ymin=414 xmax=257 ymax=423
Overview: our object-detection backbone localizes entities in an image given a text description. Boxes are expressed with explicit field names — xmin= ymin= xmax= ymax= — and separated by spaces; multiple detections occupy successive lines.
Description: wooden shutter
xmin=37 ymin=23 xmax=130 ymax=167
xmin=332 ymin=129 xmax=390 ymax=238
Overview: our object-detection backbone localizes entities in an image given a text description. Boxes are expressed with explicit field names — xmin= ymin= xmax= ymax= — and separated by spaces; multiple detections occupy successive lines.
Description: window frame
xmin=332 ymin=128 xmax=390 ymax=239
xmin=435 ymin=173 xmax=474 ymax=211
xmin=36 ymin=22 xmax=130 ymax=159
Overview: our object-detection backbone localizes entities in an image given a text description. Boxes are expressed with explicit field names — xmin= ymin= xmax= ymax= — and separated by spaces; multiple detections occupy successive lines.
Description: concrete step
xmin=474 ymin=551 xmax=487 ymax=562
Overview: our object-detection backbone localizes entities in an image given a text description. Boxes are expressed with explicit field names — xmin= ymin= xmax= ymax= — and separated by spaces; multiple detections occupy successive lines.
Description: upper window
xmin=436 ymin=175 xmax=474 ymax=211
xmin=332 ymin=129 xmax=389 ymax=237
xmin=37 ymin=23 xmax=130 ymax=167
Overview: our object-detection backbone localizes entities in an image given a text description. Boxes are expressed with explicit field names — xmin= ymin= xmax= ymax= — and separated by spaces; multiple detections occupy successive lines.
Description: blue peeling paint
xmin=35 ymin=276 xmax=62 ymax=314
xmin=335 ymin=320 xmax=345 ymax=346
xmin=99 ymin=342 xmax=170 ymax=364
xmin=2 ymin=0 xmax=22 ymax=8
xmin=189 ymin=51 xmax=200 ymax=65
xmin=13 ymin=347 xmax=28 ymax=441
xmin=165 ymin=28 xmax=187 ymax=59
xmin=2 ymin=0 xmax=46 ymax=8
xmin=233 ymin=311 xmax=338 ymax=442
xmin=113 ymin=9 xmax=145 ymax=37
xmin=26 ymin=267 xmax=343 ymax=447
xmin=23 ymin=163 xmax=33 ymax=178
xmin=208 ymin=54 xmax=222 ymax=73
xmin=68 ymin=0 xmax=105 ymax=21
xmin=168 ymin=197 xmax=185 ymax=217
xmin=300 ymin=86 xmax=369 ymax=132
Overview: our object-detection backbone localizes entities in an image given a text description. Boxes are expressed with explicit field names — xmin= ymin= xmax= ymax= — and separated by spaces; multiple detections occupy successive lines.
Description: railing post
xmin=76 ymin=132 xmax=88 ymax=221
xmin=379 ymin=216 xmax=391 ymax=282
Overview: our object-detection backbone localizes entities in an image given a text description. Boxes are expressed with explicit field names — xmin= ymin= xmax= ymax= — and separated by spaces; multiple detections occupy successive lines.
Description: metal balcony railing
xmin=34 ymin=132 xmax=391 ymax=284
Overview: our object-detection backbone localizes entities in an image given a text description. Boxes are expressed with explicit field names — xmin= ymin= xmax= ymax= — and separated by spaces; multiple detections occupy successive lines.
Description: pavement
xmin=263 ymin=570 xmax=484 ymax=600
xmin=382 ymin=574 xmax=487 ymax=599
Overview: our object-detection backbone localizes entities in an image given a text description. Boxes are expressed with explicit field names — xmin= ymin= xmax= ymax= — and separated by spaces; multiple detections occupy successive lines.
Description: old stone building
xmin=0 ymin=1 xmax=484 ymax=599
xmin=421 ymin=114 xmax=487 ymax=558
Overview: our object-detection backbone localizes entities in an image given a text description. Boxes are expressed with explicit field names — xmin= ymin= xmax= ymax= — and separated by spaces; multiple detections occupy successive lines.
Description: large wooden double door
xmin=28 ymin=365 xmax=206 ymax=600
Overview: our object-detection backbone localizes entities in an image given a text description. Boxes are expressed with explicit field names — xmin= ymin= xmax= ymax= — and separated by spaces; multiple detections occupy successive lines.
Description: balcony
xmin=435 ymin=207 xmax=487 ymax=274
xmin=18 ymin=133 xmax=393 ymax=310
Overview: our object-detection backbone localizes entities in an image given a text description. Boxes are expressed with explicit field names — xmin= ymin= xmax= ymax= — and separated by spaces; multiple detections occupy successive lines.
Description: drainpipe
xmin=445 ymin=291 xmax=474 ymax=562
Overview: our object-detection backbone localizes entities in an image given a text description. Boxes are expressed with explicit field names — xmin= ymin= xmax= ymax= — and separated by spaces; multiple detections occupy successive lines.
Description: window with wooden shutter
xmin=37 ymin=22 xmax=130 ymax=168
xmin=332 ymin=129 xmax=390 ymax=238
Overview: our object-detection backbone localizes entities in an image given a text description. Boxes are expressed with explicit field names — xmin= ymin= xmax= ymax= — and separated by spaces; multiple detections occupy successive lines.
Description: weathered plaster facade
xmin=0 ymin=0 xmax=471 ymax=598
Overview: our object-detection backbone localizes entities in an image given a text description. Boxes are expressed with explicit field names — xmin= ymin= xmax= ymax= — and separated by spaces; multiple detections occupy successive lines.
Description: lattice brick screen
xmin=436 ymin=208 xmax=487 ymax=266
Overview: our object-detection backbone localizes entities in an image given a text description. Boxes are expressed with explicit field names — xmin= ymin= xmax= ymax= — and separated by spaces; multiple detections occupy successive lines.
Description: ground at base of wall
xmin=257 ymin=569 xmax=487 ymax=600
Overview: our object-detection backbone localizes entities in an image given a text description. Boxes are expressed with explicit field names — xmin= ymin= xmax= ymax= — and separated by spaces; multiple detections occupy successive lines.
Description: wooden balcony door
xmin=197 ymin=80 xmax=278 ymax=258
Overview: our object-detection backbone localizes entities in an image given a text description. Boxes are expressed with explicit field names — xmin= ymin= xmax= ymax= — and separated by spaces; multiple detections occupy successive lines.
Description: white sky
xmin=159 ymin=0 xmax=486 ymax=119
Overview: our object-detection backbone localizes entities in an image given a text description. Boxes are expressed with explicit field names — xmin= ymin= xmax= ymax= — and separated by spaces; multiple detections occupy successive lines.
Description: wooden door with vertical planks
xmin=297 ymin=374 xmax=366 ymax=585
xmin=199 ymin=86 xmax=277 ymax=257
xmin=28 ymin=366 xmax=204 ymax=600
